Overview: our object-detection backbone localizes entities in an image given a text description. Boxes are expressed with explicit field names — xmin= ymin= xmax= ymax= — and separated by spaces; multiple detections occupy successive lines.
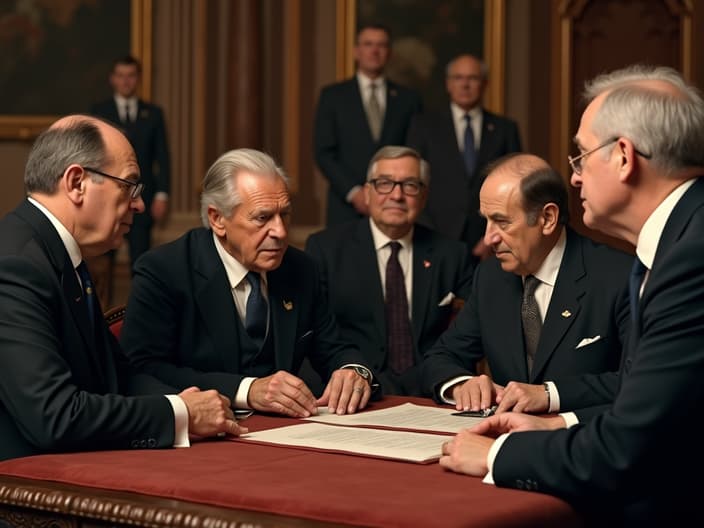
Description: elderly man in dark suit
xmin=314 ymin=23 xmax=422 ymax=226
xmin=407 ymin=54 xmax=521 ymax=261
xmin=0 ymin=115 xmax=243 ymax=461
xmin=439 ymin=65 xmax=704 ymax=526
xmin=306 ymin=146 xmax=474 ymax=396
xmin=422 ymin=153 xmax=631 ymax=418
xmin=91 ymin=55 xmax=171 ymax=270
xmin=120 ymin=149 xmax=375 ymax=418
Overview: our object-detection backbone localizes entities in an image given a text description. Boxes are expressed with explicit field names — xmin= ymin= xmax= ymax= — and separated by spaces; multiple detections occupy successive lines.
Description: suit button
xmin=147 ymin=438 xmax=157 ymax=448
xmin=515 ymin=479 xmax=524 ymax=490
xmin=139 ymin=440 xmax=147 ymax=448
xmin=130 ymin=440 xmax=139 ymax=449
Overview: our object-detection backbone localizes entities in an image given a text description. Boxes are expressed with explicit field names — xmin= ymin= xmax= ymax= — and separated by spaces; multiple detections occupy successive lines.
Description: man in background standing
xmin=407 ymin=54 xmax=521 ymax=262
xmin=91 ymin=55 xmax=171 ymax=297
xmin=314 ymin=23 xmax=422 ymax=226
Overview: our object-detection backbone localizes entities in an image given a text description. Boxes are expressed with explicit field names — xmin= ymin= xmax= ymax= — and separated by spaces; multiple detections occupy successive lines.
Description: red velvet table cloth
xmin=0 ymin=396 xmax=582 ymax=527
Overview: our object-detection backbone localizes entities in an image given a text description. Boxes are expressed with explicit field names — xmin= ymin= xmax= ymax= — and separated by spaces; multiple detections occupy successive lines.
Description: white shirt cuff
xmin=482 ymin=432 xmax=511 ymax=485
xmin=560 ymin=412 xmax=579 ymax=428
xmin=341 ymin=363 xmax=373 ymax=384
xmin=545 ymin=380 xmax=560 ymax=413
xmin=439 ymin=375 xmax=472 ymax=404
xmin=235 ymin=377 xmax=257 ymax=408
xmin=165 ymin=395 xmax=190 ymax=448
xmin=345 ymin=185 xmax=363 ymax=203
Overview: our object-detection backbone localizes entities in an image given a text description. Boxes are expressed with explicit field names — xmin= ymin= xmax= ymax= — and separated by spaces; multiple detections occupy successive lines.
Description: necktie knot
xmin=523 ymin=275 xmax=540 ymax=298
xmin=388 ymin=241 xmax=402 ymax=258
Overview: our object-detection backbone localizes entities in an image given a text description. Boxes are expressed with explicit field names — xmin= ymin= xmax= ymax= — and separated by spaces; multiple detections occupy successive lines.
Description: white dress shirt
xmin=114 ymin=94 xmax=137 ymax=122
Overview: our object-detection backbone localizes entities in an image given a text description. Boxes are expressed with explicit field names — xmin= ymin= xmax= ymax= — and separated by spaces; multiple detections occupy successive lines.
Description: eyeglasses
xmin=368 ymin=178 xmax=425 ymax=196
xmin=83 ymin=167 xmax=144 ymax=199
xmin=568 ymin=137 xmax=652 ymax=175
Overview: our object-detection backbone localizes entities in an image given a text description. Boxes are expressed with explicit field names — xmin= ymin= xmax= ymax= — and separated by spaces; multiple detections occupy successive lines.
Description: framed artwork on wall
xmin=336 ymin=0 xmax=505 ymax=113
xmin=0 ymin=0 xmax=152 ymax=140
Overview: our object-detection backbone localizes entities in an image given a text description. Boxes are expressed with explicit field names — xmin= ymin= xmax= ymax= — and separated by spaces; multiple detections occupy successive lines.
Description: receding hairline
xmin=486 ymin=154 xmax=551 ymax=183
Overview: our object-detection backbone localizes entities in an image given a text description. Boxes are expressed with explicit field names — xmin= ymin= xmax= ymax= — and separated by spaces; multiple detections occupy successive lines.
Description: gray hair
xmin=366 ymin=145 xmax=430 ymax=186
xmin=584 ymin=65 xmax=704 ymax=174
xmin=445 ymin=54 xmax=489 ymax=80
xmin=200 ymin=148 xmax=288 ymax=227
xmin=24 ymin=117 xmax=106 ymax=194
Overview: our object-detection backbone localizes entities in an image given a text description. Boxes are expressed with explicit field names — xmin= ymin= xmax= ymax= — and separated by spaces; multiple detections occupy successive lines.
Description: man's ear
xmin=64 ymin=165 xmax=87 ymax=205
xmin=616 ymin=138 xmax=638 ymax=184
xmin=208 ymin=205 xmax=226 ymax=236
xmin=540 ymin=202 xmax=560 ymax=235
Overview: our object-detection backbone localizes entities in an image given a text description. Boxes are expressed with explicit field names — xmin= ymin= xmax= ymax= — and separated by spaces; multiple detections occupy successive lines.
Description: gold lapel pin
xmin=561 ymin=310 xmax=572 ymax=318
xmin=283 ymin=300 xmax=293 ymax=311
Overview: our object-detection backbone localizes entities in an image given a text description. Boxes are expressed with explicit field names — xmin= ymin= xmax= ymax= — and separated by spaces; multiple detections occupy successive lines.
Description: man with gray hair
xmin=439 ymin=65 xmax=704 ymax=526
xmin=407 ymin=53 xmax=521 ymax=263
xmin=305 ymin=146 xmax=473 ymax=395
xmin=0 ymin=115 xmax=243 ymax=461
xmin=121 ymin=148 xmax=375 ymax=417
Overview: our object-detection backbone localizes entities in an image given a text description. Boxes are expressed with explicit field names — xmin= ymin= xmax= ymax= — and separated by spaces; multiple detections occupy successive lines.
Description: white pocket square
xmin=576 ymin=335 xmax=601 ymax=349
xmin=438 ymin=292 xmax=456 ymax=307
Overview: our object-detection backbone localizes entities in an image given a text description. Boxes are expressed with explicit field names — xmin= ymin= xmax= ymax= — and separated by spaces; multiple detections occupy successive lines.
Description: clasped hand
xmin=452 ymin=376 xmax=550 ymax=414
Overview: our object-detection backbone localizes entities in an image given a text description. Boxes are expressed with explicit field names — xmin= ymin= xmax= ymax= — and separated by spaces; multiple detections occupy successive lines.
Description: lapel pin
xmin=390 ymin=89 xmax=397 ymax=97
xmin=423 ymin=260 xmax=431 ymax=268
xmin=487 ymin=123 xmax=495 ymax=131
xmin=283 ymin=300 xmax=293 ymax=311
xmin=561 ymin=310 xmax=572 ymax=318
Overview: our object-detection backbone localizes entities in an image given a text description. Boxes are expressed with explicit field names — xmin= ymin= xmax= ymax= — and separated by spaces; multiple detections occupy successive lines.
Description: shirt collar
xmin=369 ymin=217 xmax=413 ymax=252
xmin=636 ymin=179 xmax=696 ymax=270
xmin=450 ymin=102 xmax=481 ymax=123
xmin=531 ymin=228 xmax=566 ymax=288
xmin=211 ymin=231 xmax=267 ymax=289
xmin=114 ymin=94 xmax=137 ymax=107
xmin=27 ymin=197 xmax=82 ymax=268
xmin=357 ymin=72 xmax=385 ymax=91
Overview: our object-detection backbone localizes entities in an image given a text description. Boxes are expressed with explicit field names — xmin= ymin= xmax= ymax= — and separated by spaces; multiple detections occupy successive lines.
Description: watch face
xmin=354 ymin=367 xmax=370 ymax=380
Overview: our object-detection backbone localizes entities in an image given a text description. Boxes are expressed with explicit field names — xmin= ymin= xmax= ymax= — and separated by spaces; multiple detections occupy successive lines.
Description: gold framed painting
xmin=336 ymin=0 xmax=505 ymax=113
xmin=0 ymin=0 xmax=152 ymax=140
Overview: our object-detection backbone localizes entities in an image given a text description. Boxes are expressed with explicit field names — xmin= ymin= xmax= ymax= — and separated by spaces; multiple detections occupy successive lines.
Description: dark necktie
xmin=521 ymin=275 xmax=542 ymax=374
xmin=367 ymin=82 xmax=383 ymax=142
xmin=629 ymin=257 xmax=647 ymax=322
xmin=76 ymin=261 xmax=96 ymax=332
xmin=463 ymin=114 xmax=477 ymax=175
xmin=385 ymin=242 xmax=413 ymax=374
xmin=245 ymin=272 xmax=268 ymax=348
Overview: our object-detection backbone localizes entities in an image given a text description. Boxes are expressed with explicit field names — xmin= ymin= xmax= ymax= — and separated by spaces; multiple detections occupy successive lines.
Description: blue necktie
xmin=76 ymin=261 xmax=96 ymax=332
xmin=629 ymin=257 xmax=647 ymax=322
xmin=463 ymin=114 xmax=477 ymax=175
xmin=245 ymin=272 xmax=268 ymax=348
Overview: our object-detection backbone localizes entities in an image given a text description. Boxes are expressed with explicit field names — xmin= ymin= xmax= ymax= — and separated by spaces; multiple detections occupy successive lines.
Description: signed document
xmin=303 ymin=403 xmax=484 ymax=433
xmin=239 ymin=422 xmax=447 ymax=463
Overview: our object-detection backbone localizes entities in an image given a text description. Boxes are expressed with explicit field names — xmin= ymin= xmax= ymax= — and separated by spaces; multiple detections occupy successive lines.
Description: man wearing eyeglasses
xmin=422 ymin=153 xmax=631 ymax=417
xmin=407 ymin=54 xmax=521 ymax=264
xmin=305 ymin=146 xmax=474 ymax=396
xmin=0 ymin=115 xmax=244 ymax=461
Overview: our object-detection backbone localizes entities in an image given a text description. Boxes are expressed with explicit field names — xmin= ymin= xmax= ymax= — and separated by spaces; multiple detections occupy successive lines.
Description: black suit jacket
xmin=314 ymin=78 xmax=422 ymax=225
xmin=120 ymin=228 xmax=369 ymax=397
xmin=422 ymin=229 xmax=631 ymax=410
xmin=0 ymin=200 xmax=176 ymax=461
xmin=90 ymin=98 xmax=170 ymax=210
xmin=406 ymin=107 xmax=521 ymax=243
xmin=492 ymin=179 xmax=704 ymax=525
xmin=305 ymin=220 xmax=474 ymax=396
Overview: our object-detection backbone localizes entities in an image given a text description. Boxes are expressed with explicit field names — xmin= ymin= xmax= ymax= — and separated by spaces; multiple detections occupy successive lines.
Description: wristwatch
xmin=349 ymin=365 xmax=372 ymax=385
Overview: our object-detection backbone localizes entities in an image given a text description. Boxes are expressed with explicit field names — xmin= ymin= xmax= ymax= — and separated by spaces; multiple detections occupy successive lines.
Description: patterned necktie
xmin=245 ymin=272 xmax=268 ymax=348
xmin=629 ymin=257 xmax=647 ymax=322
xmin=367 ymin=82 xmax=383 ymax=142
xmin=76 ymin=261 xmax=96 ymax=332
xmin=521 ymin=275 xmax=542 ymax=374
xmin=385 ymin=242 xmax=413 ymax=374
xmin=463 ymin=114 xmax=477 ymax=175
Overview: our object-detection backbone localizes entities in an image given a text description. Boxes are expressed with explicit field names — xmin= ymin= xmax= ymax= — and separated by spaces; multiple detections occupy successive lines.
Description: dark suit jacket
xmin=422 ymin=229 xmax=631 ymax=414
xmin=120 ymin=228 xmax=369 ymax=397
xmin=406 ymin=107 xmax=521 ymax=244
xmin=90 ymin=98 xmax=170 ymax=209
xmin=314 ymin=77 xmax=422 ymax=226
xmin=305 ymin=220 xmax=474 ymax=396
xmin=491 ymin=178 xmax=704 ymax=525
xmin=0 ymin=200 xmax=176 ymax=461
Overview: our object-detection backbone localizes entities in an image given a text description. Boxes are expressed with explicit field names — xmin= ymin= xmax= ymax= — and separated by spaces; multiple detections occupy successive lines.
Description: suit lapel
xmin=530 ymin=231 xmax=584 ymax=381
xmin=357 ymin=221 xmax=387 ymax=342
xmin=476 ymin=111 xmax=498 ymax=169
xmin=495 ymin=271 xmax=529 ymax=379
xmin=410 ymin=227 xmax=433 ymax=352
xmin=193 ymin=233 xmax=240 ymax=373
xmin=268 ymin=252 xmax=300 ymax=372
xmin=345 ymin=79 xmax=376 ymax=144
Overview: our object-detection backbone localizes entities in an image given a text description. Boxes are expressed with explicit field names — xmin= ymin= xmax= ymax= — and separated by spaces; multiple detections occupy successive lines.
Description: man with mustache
xmin=121 ymin=149 xmax=375 ymax=417
xmin=306 ymin=146 xmax=474 ymax=396
xmin=422 ymin=153 xmax=631 ymax=418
